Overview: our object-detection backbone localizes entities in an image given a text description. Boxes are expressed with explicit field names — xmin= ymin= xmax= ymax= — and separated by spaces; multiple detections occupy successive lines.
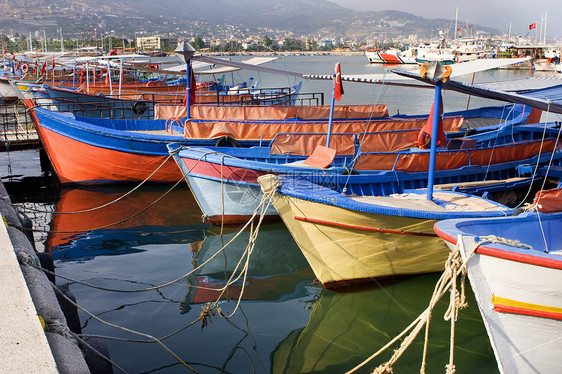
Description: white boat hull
xmin=448 ymin=237 xmax=562 ymax=374
xmin=186 ymin=174 xmax=278 ymax=225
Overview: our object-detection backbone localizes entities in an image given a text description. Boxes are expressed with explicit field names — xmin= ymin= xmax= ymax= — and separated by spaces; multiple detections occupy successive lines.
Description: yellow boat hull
xmin=267 ymin=189 xmax=448 ymax=290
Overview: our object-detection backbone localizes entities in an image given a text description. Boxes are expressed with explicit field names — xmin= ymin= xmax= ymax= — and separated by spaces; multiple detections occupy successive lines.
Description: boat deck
xmin=462 ymin=117 xmax=506 ymax=128
xmin=128 ymin=129 xmax=180 ymax=136
xmin=351 ymin=191 xmax=506 ymax=212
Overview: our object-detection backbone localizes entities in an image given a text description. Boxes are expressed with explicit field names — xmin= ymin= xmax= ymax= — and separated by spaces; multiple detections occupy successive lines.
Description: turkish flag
xmin=529 ymin=23 xmax=536 ymax=30
xmin=334 ymin=62 xmax=344 ymax=101
xmin=40 ymin=62 xmax=46 ymax=74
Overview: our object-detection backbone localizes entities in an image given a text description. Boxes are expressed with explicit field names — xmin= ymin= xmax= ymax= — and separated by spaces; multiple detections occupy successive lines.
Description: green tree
xmin=306 ymin=38 xmax=317 ymax=51
xmin=192 ymin=37 xmax=205 ymax=50
xmin=262 ymin=36 xmax=273 ymax=50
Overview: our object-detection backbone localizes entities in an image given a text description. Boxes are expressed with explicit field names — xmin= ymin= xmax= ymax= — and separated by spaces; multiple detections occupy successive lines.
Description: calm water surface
xmin=2 ymin=54 xmax=547 ymax=373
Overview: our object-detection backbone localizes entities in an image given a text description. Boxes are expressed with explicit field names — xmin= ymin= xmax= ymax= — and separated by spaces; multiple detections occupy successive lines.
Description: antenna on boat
xmin=174 ymin=40 xmax=196 ymax=119
xmin=419 ymin=61 xmax=452 ymax=200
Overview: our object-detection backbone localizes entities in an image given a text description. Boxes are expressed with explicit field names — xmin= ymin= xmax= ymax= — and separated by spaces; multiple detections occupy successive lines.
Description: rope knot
xmin=199 ymin=302 xmax=221 ymax=330
xmin=16 ymin=251 xmax=39 ymax=267
xmin=259 ymin=176 xmax=282 ymax=195
xmin=44 ymin=318 xmax=76 ymax=342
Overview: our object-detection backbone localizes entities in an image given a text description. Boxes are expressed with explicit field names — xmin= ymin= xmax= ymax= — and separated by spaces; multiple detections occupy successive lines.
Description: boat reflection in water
xmin=272 ymin=274 xmax=498 ymax=374
xmin=45 ymin=185 xmax=209 ymax=260
xmin=182 ymin=223 xmax=313 ymax=312
xmin=44 ymin=185 xmax=496 ymax=373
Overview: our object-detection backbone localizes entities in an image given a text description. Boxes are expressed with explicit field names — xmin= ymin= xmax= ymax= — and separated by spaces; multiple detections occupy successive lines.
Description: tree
xmin=262 ymin=36 xmax=273 ymax=50
xmin=192 ymin=37 xmax=205 ymax=50
xmin=307 ymin=39 xmax=317 ymax=51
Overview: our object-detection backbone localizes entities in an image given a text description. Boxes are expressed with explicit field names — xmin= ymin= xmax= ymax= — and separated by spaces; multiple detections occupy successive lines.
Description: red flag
xmin=79 ymin=68 xmax=84 ymax=84
xmin=51 ymin=56 xmax=55 ymax=69
xmin=529 ymin=23 xmax=536 ymax=30
xmin=183 ymin=70 xmax=197 ymax=106
xmin=190 ymin=70 xmax=197 ymax=104
xmin=33 ymin=61 xmax=37 ymax=74
xmin=334 ymin=62 xmax=344 ymax=102
xmin=418 ymin=97 xmax=446 ymax=149
xmin=40 ymin=62 xmax=46 ymax=74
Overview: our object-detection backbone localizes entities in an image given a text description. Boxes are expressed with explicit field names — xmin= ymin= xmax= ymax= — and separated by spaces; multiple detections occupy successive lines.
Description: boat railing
xmin=354 ymin=138 xmax=557 ymax=172
xmin=32 ymin=98 xmax=156 ymax=120
xmin=0 ymin=103 xmax=39 ymax=151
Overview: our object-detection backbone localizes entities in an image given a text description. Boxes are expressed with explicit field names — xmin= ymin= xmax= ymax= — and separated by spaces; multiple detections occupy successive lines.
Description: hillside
xmin=0 ymin=0 xmax=501 ymax=40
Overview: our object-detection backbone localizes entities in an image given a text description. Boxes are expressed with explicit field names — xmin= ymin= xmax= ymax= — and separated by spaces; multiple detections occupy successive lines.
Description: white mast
xmin=454 ymin=6 xmax=458 ymax=41
xmin=60 ymin=28 xmax=64 ymax=52
xmin=544 ymin=10 xmax=548 ymax=45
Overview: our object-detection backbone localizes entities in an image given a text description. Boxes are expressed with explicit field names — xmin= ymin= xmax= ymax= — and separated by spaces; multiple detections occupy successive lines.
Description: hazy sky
xmin=327 ymin=1 xmax=561 ymax=40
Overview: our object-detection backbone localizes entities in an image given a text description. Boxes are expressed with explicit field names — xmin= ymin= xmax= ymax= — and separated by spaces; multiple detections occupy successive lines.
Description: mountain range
xmin=0 ymin=0 xmax=502 ymax=41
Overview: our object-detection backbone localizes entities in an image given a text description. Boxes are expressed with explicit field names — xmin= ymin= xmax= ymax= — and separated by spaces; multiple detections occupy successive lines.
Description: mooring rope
xmin=347 ymin=234 xmax=531 ymax=374
xmin=25 ymin=177 xmax=280 ymax=296
xmin=15 ymin=174 xmax=282 ymax=373
xmin=50 ymin=284 xmax=199 ymax=373
xmin=17 ymin=154 xmax=175 ymax=215
xmin=8 ymin=176 xmax=184 ymax=234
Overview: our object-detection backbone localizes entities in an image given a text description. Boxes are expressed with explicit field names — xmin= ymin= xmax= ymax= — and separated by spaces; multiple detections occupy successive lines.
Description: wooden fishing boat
xmin=255 ymin=62 xmax=562 ymax=289
xmin=433 ymin=208 xmax=562 ymax=374
xmin=170 ymin=122 xmax=559 ymax=225
xmin=257 ymin=170 xmax=560 ymax=290
xmin=28 ymin=82 xmax=389 ymax=121
xmin=24 ymin=98 xmax=393 ymax=184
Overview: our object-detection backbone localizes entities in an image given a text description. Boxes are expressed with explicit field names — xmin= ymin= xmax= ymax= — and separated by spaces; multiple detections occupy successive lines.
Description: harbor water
xmin=4 ymin=54 xmax=556 ymax=373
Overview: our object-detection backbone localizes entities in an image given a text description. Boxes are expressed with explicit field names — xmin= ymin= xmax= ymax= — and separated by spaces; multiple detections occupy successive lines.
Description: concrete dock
xmin=1 ymin=181 xmax=91 ymax=373
xmin=0 ymin=219 xmax=58 ymax=373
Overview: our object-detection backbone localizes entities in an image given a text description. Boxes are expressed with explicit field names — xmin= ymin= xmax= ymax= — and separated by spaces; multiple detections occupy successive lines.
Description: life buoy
xmin=472 ymin=47 xmax=477 ymax=52
xmin=417 ymin=130 xmax=432 ymax=149
xmin=21 ymin=62 xmax=29 ymax=73
xmin=92 ymin=67 xmax=103 ymax=78
xmin=132 ymin=101 xmax=147 ymax=115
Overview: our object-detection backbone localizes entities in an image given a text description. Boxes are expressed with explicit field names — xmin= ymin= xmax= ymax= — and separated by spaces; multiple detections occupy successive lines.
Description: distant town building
xmin=136 ymin=36 xmax=177 ymax=52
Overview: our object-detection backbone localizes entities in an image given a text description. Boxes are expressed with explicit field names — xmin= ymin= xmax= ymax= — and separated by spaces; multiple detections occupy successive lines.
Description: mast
xmin=544 ymin=10 xmax=548 ymax=45
xmin=454 ymin=6 xmax=458 ymax=40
